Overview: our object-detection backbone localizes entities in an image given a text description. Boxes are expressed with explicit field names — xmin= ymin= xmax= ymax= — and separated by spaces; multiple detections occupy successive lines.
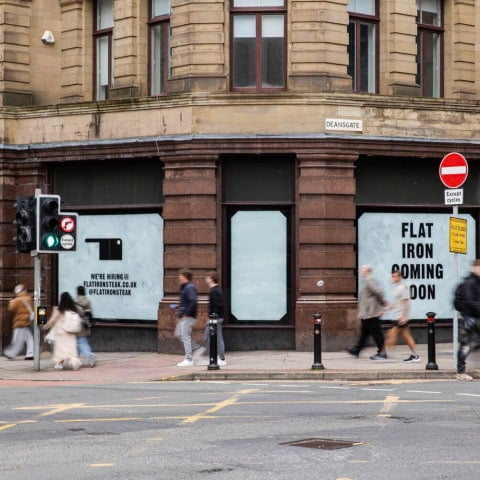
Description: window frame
xmin=416 ymin=0 xmax=444 ymax=98
xmin=148 ymin=0 xmax=171 ymax=96
xmin=230 ymin=1 xmax=287 ymax=92
xmin=93 ymin=0 xmax=114 ymax=101
xmin=347 ymin=0 xmax=379 ymax=94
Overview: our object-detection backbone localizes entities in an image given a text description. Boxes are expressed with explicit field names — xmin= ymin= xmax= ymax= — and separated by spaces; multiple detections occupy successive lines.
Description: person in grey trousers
xmin=175 ymin=268 xmax=199 ymax=367
xmin=346 ymin=265 xmax=387 ymax=360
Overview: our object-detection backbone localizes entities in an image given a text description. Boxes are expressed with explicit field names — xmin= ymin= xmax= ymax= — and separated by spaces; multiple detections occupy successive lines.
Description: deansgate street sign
xmin=439 ymin=152 xmax=468 ymax=189
xmin=324 ymin=118 xmax=363 ymax=132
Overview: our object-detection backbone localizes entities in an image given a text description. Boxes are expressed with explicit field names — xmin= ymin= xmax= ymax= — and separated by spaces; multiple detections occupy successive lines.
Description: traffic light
xmin=37 ymin=194 xmax=61 ymax=252
xmin=14 ymin=196 xmax=36 ymax=253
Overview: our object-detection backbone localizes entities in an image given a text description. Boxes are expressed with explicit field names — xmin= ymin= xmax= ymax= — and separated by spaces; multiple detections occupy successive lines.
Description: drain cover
xmin=281 ymin=438 xmax=362 ymax=450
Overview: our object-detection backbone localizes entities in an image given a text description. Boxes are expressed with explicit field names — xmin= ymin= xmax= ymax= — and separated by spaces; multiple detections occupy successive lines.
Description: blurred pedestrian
xmin=346 ymin=265 xmax=387 ymax=360
xmin=75 ymin=285 xmax=96 ymax=367
xmin=44 ymin=292 xmax=82 ymax=370
xmin=197 ymin=272 xmax=227 ymax=366
xmin=454 ymin=259 xmax=480 ymax=381
xmin=3 ymin=284 xmax=34 ymax=360
xmin=175 ymin=268 xmax=199 ymax=367
xmin=379 ymin=270 xmax=420 ymax=362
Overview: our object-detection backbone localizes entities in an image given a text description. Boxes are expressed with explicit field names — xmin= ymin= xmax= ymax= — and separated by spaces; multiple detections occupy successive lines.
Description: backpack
xmin=454 ymin=279 xmax=469 ymax=314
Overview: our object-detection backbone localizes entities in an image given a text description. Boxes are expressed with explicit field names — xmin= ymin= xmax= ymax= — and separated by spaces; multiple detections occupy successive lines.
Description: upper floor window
xmin=94 ymin=0 xmax=114 ymax=100
xmin=149 ymin=0 xmax=170 ymax=95
xmin=416 ymin=0 xmax=443 ymax=97
xmin=347 ymin=0 xmax=378 ymax=93
xmin=231 ymin=0 xmax=286 ymax=92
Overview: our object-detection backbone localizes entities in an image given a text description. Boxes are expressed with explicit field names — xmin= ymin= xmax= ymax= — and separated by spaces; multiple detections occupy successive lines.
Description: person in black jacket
xmin=456 ymin=259 xmax=480 ymax=381
xmin=204 ymin=272 xmax=227 ymax=365
xmin=175 ymin=268 xmax=199 ymax=367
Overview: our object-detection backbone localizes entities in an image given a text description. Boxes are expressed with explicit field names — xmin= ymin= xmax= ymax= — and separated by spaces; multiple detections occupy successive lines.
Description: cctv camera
xmin=41 ymin=30 xmax=55 ymax=45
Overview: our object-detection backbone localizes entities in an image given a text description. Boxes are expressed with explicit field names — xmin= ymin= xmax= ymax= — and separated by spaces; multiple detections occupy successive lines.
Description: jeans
xmin=175 ymin=317 xmax=199 ymax=360
xmin=203 ymin=318 xmax=225 ymax=360
xmin=457 ymin=318 xmax=480 ymax=374
xmin=77 ymin=336 xmax=95 ymax=365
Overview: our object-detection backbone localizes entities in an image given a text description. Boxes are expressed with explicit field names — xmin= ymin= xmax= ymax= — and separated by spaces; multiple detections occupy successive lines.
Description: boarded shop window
xmin=53 ymin=160 xmax=164 ymax=208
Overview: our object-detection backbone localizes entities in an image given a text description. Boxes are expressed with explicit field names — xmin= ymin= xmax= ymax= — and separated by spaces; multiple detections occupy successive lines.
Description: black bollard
xmin=425 ymin=311 xmax=438 ymax=371
xmin=311 ymin=313 xmax=325 ymax=370
xmin=208 ymin=313 xmax=220 ymax=370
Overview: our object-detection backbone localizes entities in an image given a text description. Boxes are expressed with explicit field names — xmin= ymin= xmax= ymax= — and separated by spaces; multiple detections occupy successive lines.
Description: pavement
xmin=1 ymin=342 xmax=479 ymax=386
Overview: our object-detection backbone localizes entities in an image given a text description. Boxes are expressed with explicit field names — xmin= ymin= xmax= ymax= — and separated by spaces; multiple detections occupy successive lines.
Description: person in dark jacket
xmin=175 ymin=268 xmax=199 ymax=367
xmin=456 ymin=259 xmax=480 ymax=381
xmin=199 ymin=272 xmax=227 ymax=366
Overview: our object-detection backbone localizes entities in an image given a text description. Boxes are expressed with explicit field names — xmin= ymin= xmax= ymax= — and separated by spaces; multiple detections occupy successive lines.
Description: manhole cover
xmin=280 ymin=438 xmax=363 ymax=450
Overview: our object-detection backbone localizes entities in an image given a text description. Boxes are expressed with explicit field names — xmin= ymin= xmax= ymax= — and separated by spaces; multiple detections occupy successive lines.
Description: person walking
xmin=377 ymin=270 xmax=420 ymax=362
xmin=43 ymin=292 xmax=82 ymax=370
xmin=175 ymin=268 xmax=199 ymax=367
xmin=454 ymin=259 xmax=480 ymax=381
xmin=3 ymin=284 xmax=34 ymax=360
xmin=346 ymin=265 xmax=387 ymax=360
xmin=75 ymin=285 xmax=96 ymax=367
xmin=201 ymin=272 xmax=227 ymax=366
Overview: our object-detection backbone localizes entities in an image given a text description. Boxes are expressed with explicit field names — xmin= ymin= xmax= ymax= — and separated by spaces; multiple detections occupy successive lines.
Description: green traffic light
xmin=43 ymin=233 xmax=59 ymax=249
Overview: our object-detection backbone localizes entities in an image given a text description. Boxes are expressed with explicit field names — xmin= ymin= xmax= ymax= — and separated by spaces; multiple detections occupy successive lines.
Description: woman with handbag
xmin=44 ymin=292 xmax=82 ymax=370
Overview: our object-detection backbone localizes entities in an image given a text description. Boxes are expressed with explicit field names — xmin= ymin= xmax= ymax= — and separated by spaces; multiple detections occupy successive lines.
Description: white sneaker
xmin=456 ymin=373 xmax=473 ymax=381
xmin=217 ymin=358 xmax=227 ymax=366
xmin=177 ymin=359 xmax=194 ymax=367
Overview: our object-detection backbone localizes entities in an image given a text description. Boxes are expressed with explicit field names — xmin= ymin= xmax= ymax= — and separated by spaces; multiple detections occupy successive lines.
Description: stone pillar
xmin=295 ymin=153 xmax=357 ymax=351
xmin=290 ymin=0 xmax=351 ymax=93
xmin=0 ymin=0 xmax=33 ymax=106
xmin=444 ymin=0 xmax=476 ymax=100
xmin=59 ymin=0 xmax=91 ymax=103
xmin=381 ymin=0 xmax=420 ymax=96
xmin=109 ymin=0 xmax=146 ymax=99
xmin=169 ymin=0 xmax=227 ymax=93
xmin=157 ymin=154 xmax=219 ymax=353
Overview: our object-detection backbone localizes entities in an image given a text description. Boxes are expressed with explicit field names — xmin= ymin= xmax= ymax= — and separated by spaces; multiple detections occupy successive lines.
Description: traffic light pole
xmin=33 ymin=251 xmax=41 ymax=371
xmin=33 ymin=188 xmax=42 ymax=371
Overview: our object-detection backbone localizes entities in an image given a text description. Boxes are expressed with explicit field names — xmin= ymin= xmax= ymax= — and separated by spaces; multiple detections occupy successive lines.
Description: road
xmin=1 ymin=379 xmax=479 ymax=480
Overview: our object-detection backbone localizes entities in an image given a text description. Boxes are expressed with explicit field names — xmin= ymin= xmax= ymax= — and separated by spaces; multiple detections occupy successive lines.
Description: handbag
xmin=45 ymin=328 xmax=56 ymax=344
xmin=62 ymin=310 xmax=83 ymax=334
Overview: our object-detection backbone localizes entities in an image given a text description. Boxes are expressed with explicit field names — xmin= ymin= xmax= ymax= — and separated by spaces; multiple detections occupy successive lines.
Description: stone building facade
xmin=1 ymin=0 xmax=480 ymax=353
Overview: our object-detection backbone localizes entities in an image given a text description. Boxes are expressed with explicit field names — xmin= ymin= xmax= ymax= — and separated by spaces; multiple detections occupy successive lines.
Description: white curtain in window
xmin=234 ymin=0 xmax=284 ymax=7
xmin=347 ymin=0 xmax=375 ymax=15
xmin=234 ymin=15 xmax=256 ymax=38
xmin=152 ymin=0 xmax=170 ymax=17
xmin=97 ymin=0 xmax=113 ymax=29
xmin=262 ymin=15 xmax=283 ymax=38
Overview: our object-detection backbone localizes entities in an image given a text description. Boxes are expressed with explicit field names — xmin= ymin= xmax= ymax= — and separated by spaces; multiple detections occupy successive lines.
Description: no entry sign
xmin=439 ymin=152 xmax=468 ymax=189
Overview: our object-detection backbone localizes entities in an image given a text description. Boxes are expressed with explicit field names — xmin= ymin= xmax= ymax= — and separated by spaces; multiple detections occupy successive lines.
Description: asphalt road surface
xmin=1 ymin=379 xmax=479 ymax=480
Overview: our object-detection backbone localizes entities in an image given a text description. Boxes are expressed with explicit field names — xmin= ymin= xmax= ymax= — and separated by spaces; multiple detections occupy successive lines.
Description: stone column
xmin=169 ymin=0 xmax=227 ymax=93
xmin=290 ymin=0 xmax=351 ymax=93
xmin=295 ymin=152 xmax=357 ymax=351
xmin=157 ymin=154 xmax=219 ymax=353
xmin=0 ymin=0 xmax=33 ymax=105
xmin=110 ymin=0 xmax=146 ymax=98
xmin=381 ymin=0 xmax=420 ymax=96
xmin=444 ymin=0 xmax=476 ymax=99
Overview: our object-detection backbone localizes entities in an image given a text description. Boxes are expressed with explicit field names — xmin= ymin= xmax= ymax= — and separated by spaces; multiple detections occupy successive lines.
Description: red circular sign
xmin=439 ymin=152 xmax=468 ymax=189
xmin=60 ymin=216 xmax=75 ymax=233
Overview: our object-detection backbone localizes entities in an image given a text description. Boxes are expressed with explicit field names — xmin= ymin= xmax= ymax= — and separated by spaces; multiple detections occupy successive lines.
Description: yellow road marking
xmin=90 ymin=463 xmax=115 ymax=467
xmin=182 ymin=389 xmax=257 ymax=424
xmin=378 ymin=395 xmax=399 ymax=417
xmin=55 ymin=417 xmax=141 ymax=423
xmin=0 ymin=423 xmax=16 ymax=431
